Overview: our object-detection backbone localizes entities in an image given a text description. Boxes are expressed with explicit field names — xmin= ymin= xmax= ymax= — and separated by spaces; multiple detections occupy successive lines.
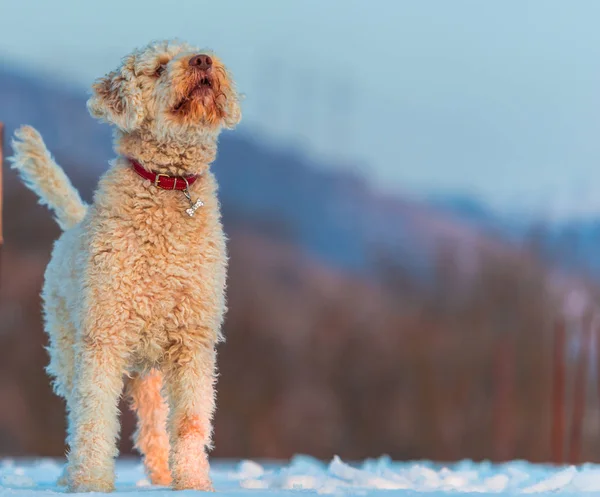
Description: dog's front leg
xmin=65 ymin=340 xmax=128 ymax=493
xmin=166 ymin=342 xmax=217 ymax=491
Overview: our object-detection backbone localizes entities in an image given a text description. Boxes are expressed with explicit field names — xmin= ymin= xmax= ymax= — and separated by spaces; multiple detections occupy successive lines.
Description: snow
xmin=2 ymin=456 xmax=600 ymax=496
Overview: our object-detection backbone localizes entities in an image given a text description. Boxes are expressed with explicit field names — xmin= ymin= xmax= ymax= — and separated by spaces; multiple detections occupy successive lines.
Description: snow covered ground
xmin=1 ymin=456 xmax=600 ymax=496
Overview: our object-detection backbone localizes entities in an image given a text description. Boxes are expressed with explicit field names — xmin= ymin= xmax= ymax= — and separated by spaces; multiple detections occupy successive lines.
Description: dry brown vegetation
xmin=1 ymin=163 xmax=599 ymax=463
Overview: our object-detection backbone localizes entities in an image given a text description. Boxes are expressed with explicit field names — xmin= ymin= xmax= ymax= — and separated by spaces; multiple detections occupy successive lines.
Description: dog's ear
xmin=222 ymin=94 xmax=242 ymax=130
xmin=87 ymin=54 xmax=145 ymax=131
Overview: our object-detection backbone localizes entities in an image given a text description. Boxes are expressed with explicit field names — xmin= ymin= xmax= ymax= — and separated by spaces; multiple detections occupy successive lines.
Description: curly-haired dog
xmin=9 ymin=39 xmax=241 ymax=492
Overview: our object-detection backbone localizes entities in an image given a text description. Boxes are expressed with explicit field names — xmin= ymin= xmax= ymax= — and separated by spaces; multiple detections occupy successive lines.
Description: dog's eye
xmin=154 ymin=64 xmax=166 ymax=77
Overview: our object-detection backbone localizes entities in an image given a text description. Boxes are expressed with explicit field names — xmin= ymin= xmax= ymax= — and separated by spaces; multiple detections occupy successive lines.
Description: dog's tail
xmin=9 ymin=126 xmax=88 ymax=230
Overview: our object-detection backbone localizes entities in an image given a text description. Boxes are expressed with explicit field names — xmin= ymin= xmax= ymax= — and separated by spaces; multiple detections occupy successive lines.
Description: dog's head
xmin=87 ymin=40 xmax=241 ymax=142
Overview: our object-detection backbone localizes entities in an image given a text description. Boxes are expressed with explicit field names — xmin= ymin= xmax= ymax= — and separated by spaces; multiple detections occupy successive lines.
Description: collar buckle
xmin=154 ymin=173 xmax=171 ymax=189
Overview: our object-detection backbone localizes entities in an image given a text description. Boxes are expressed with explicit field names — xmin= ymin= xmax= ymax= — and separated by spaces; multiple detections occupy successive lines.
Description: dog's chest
xmin=92 ymin=176 xmax=227 ymax=336
xmin=126 ymin=199 xmax=224 ymax=298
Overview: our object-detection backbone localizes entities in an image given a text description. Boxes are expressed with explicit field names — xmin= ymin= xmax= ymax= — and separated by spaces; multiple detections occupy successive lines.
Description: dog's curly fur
xmin=9 ymin=39 xmax=241 ymax=492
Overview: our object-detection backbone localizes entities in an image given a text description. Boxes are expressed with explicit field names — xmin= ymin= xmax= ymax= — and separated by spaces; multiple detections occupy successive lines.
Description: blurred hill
xmin=1 ymin=66 xmax=600 ymax=463
xmin=0 ymin=65 xmax=526 ymax=278
xmin=429 ymin=192 xmax=600 ymax=279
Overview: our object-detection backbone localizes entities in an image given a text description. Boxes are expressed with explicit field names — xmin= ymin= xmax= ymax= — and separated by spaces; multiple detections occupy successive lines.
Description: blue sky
xmin=3 ymin=0 xmax=600 ymax=218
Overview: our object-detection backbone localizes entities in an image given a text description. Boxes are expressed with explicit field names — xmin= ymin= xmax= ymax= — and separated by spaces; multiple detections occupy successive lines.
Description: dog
xmin=9 ymin=39 xmax=241 ymax=492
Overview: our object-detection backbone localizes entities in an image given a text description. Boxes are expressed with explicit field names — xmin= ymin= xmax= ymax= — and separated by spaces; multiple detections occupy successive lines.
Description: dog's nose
xmin=189 ymin=54 xmax=212 ymax=70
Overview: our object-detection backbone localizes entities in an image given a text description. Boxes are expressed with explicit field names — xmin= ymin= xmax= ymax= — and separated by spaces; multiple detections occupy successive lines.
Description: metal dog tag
xmin=182 ymin=188 xmax=204 ymax=217
xmin=185 ymin=197 xmax=204 ymax=217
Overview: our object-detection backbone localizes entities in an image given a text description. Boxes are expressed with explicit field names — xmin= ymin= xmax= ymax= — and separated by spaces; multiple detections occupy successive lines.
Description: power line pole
xmin=0 ymin=122 xmax=4 ymax=299
xmin=0 ymin=121 xmax=4 ymax=246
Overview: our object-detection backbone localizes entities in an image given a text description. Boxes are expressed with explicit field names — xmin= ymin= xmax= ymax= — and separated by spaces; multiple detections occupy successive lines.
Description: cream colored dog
xmin=9 ymin=39 xmax=241 ymax=492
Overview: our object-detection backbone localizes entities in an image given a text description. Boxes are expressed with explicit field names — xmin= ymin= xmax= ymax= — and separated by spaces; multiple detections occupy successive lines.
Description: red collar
xmin=129 ymin=158 xmax=198 ymax=191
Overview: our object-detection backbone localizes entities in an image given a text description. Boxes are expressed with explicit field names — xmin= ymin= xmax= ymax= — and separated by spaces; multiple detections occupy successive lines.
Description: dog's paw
xmin=66 ymin=467 xmax=115 ymax=493
xmin=172 ymin=477 xmax=214 ymax=492
xmin=149 ymin=470 xmax=172 ymax=487
xmin=67 ymin=478 xmax=115 ymax=493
